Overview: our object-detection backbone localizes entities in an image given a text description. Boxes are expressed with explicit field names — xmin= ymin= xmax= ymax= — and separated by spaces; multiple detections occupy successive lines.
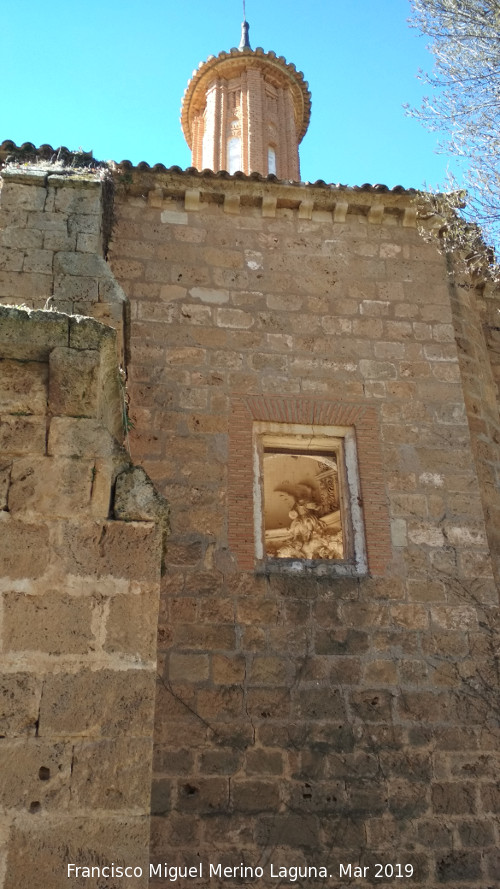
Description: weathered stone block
xmin=153 ymin=747 xmax=195 ymax=775
xmin=196 ymin=687 xmax=243 ymax=719
xmin=52 ymin=274 xmax=99 ymax=303
xmin=57 ymin=519 xmax=161 ymax=581
xmin=114 ymin=465 xmax=169 ymax=533
xmin=212 ymin=654 xmax=246 ymax=685
xmin=0 ymin=415 xmax=46 ymax=455
xmin=387 ymin=778 xmax=429 ymax=817
xmin=38 ymin=669 xmax=155 ymax=737
xmin=0 ymin=181 xmax=46 ymax=211
xmin=435 ymin=850 xmax=482 ymax=883
xmin=255 ymin=813 xmax=321 ymax=850
xmin=70 ymin=738 xmax=153 ymax=810
xmin=245 ymin=749 xmax=283 ymax=776
xmin=0 ymin=358 xmax=47 ymax=414
xmin=198 ymin=750 xmax=242 ymax=775
xmin=0 ymin=673 xmax=41 ymax=737
xmin=22 ymin=249 xmax=53 ymax=274
xmin=481 ymin=782 xmax=500 ymax=812
xmin=315 ymin=628 xmax=369 ymax=656
xmin=3 ymin=590 xmax=93 ymax=654
xmin=8 ymin=456 xmax=93 ymax=517
xmin=48 ymin=347 xmax=100 ymax=417
xmin=4 ymin=818 xmax=150 ymax=889
xmin=168 ymin=653 xmax=209 ymax=682
xmin=43 ymin=229 xmax=77 ymax=251
xmin=67 ymin=314 xmax=114 ymax=350
xmin=249 ymin=656 xmax=289 ymax=685
xmin=295 ymin=687 xmax=346 ymax=721
xmin=150 ymin=777 xmax=172 ymax=815
xmin=53 ymin=184 xmax=101 ymax=216
xmin=0 ymin=740 xmax=72 ymax=809
xmin=0 ymin=516 xmax=49 ymax=578
xmin=104 ymin=586 xmax=159 ymax=660
xmin=230 ymin=779 xmax=280 ymax=812
xmin=0 ymin=247 xmax=23 ymax=272
xmin=432 ymin=782 xmax=477 ymax=815
xmin=77 ymin=232 xmax=101 ymax=253
xmin=2 ymin=227 xmax=43 ymax=250
xmin=175 ymin=777 xmax=228 ymax=813
xmin=48 ymin=416 xmax=119 ymax=457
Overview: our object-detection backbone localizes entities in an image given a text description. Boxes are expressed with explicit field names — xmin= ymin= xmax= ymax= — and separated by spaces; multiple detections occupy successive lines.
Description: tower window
xmin=254 ymin=423 xmax=367 ymax=576
xmin=268 ymin=146 xmax=276 ymax=176
xmin=227 ymin=137 xmax=242 ymax=174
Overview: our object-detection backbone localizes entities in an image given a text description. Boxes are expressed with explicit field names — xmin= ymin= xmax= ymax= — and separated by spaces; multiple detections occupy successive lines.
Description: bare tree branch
xmin=407 ymin=0 xmax=500 ymax=260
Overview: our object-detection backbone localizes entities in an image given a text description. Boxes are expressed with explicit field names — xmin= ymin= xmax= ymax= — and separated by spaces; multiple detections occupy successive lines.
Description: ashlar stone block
xmin=0 ymin=181 xmax=47 ymax=211
xmin=0 ymin=740 xmax=72 ymax=809
xmin=0 ymin=359 xmax=48 ymax=414
xmin=3 ymin=590 xmax=93 ymax=655
xmin=56 ymin=517 xmax=161 ymax=581
xmin=4 ymin=818 xmax=150 ymax=889
xmin=38 ymin=668 xmax=155 ymax=737
xmin=8 ymin=456 xmax=94 ymax=518
xmin=0 ymin=516 xmax=49 ymax=578
xmin=104 ymin=585 xmax=159 ymax=660
xmin=0 ymin=673 xmax=42 ymax=737
xmin=49 ymin=320 xmax=123 ymax=440
xmin=0 ymin=415 xmax=46 ymax=455
xmin=48 ymin=347 xmax=100 ymax=417
xmin=70 ymin=737 xmax=153 ymax=810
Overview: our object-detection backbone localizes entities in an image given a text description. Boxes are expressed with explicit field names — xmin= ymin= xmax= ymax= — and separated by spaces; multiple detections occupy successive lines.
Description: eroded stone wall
xmin=0 ymin=166 xmax=127 ymax=363
xmin=107 ymin=170 xmax=500 ymax=888
xmin=0 ymin=305 xmax=167 ymax=889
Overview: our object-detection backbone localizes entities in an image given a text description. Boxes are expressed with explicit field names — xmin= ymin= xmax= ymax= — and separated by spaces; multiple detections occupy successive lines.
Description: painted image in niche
xmin=263 ymin=452 xmax=344 ymax=559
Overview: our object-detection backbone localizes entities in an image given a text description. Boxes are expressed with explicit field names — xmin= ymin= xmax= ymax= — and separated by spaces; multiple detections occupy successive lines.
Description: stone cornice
xmin=111 ymin=164 xmax=418 ymax=227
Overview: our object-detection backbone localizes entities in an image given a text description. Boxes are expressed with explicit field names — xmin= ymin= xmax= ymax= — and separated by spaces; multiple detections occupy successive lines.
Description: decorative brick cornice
xmin=181 ymin=47 xmax=311 ymax=149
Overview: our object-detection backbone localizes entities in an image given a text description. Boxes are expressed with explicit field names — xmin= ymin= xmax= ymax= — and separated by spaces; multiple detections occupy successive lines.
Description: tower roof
xmin=181 ymin=46 xmax=311 ymax=152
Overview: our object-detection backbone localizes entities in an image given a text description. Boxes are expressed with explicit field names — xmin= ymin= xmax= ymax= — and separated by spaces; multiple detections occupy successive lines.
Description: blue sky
xmin=1 ymin=0 xmax=457 ymax=190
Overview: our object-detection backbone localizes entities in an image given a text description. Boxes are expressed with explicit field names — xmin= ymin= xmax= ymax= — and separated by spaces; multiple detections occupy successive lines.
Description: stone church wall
xmin=107 ymin=169 xmax=500 ymax=887
xmin=0 ymin=161 xmax=499 ymax=888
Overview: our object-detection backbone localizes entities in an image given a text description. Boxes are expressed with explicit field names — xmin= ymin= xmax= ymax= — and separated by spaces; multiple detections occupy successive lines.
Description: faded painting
xmin=263 ymin=452 xmax=344 ymax=560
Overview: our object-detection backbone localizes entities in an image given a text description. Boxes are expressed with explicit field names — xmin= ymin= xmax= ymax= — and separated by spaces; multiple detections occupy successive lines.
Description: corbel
xmin=368 ymin=201 xmax=385 ymax=224
xmin=262 ymin=195 xmax=277 ymax=218
xmin=224 ymin=193 xmax=240 ymax=215
xmin=333 ymin=200 xmax=348 ymax=223
xmin=184 ymin=188 xmax=201 ymax=212
xmin=298 ymin=200 xmax=314 ymax=220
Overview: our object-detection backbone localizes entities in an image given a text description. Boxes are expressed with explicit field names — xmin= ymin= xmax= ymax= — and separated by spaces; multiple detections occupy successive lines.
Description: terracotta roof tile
xmin=0 ymin=139 xmax=418 ymax=194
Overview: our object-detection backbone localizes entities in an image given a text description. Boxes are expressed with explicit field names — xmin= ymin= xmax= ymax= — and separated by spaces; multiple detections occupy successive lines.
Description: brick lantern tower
xmin=181 ymin=20 xmax=311 ymax=180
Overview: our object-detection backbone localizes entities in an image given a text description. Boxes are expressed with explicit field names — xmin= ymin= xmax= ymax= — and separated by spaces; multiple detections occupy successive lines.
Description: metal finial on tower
xmin=239 ymin=1 xmax=251 ymax=50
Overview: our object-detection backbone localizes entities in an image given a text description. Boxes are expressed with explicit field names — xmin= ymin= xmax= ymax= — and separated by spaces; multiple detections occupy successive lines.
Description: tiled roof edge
xmin=0 ymin=140 xmax=417 ymax=194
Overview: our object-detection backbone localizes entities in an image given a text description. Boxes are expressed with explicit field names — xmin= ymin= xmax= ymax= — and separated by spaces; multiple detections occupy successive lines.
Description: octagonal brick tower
xmin=181 ymin=20 xmax=311 ymax=180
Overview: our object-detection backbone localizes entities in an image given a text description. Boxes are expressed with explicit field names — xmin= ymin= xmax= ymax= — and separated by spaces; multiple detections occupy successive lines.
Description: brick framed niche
xmin=228 ymin=395 xmax=391 ymax=575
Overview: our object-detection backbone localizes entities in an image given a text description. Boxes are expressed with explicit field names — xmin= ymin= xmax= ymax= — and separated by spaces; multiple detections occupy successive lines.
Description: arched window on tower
xmin=268 ymin=146 xmax=277 ymax=176
xmin=227 ymin=137 xmax=242 ymax=174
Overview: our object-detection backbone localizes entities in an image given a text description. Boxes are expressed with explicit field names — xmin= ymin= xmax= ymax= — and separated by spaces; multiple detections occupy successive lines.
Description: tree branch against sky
xmin=408 ymin=0 xmax=500 ymax=257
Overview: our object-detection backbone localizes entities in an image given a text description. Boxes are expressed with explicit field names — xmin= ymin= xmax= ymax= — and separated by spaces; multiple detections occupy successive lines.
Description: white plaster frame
xmin=253 ymin=422 xmax=367 ymax=576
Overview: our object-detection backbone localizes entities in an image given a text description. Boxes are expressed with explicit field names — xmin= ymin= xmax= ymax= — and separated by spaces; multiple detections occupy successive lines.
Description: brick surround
xmin=228 ymin=395 xmax=391 ymax=574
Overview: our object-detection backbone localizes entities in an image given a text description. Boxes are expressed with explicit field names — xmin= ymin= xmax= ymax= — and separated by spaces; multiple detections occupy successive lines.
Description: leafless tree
xmin=407 ymin=0 xmax=500 ymax=264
